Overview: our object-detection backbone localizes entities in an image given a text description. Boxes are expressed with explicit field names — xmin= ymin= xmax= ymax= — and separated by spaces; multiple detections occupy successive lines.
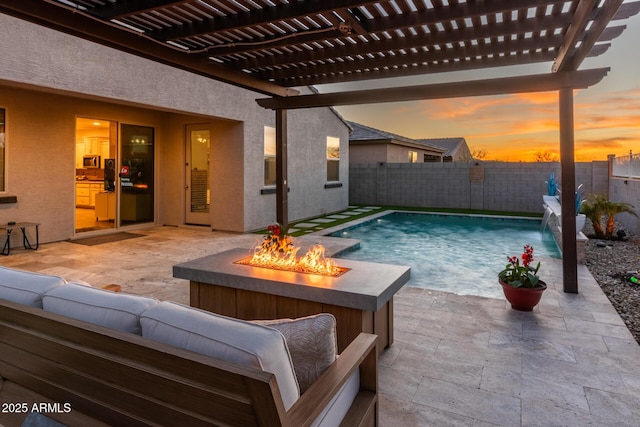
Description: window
xmin=408 ymin=151 xmax=418 ymax=163
xmin=326 ymin=136 xmax=340 ymax=182
xmin=264 ymin=126 xmax=276 ymax=186
xmin=0 ymin=108 xmax=5 ymax=191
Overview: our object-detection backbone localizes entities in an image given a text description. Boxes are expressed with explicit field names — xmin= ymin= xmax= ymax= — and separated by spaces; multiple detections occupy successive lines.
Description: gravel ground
xmin=584 ymin=223 xmax=640 ymax=344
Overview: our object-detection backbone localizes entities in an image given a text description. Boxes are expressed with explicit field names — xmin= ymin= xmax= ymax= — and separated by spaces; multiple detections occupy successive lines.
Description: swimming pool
xmin=331 ymin=212 xmax=561 ymax=299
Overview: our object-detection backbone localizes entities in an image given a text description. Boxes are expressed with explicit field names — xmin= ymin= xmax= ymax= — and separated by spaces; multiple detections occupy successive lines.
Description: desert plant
xmin=580 ymin=194 xmax=607 ymax=238
xmin=580 ymin=195 xmax=637 ymax=239
xmin=603 ymin=200 xmax=637 ymax=238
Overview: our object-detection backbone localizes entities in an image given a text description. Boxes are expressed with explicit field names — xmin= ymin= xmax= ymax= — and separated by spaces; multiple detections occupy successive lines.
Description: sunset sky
xmin=320 ymin=12 xmax=640 ymax=162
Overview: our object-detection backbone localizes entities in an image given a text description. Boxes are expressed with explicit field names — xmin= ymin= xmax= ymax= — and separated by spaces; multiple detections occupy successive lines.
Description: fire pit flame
xmin=239 ymin=243 xmax=348 ymax=277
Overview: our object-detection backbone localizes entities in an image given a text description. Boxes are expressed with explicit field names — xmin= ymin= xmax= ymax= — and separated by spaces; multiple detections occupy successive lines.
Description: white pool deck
xmin=2 ymin=224 xmax=639 ymax=426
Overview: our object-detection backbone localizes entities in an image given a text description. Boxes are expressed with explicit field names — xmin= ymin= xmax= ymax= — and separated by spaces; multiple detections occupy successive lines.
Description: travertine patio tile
xmin=585 ymin=387 xmax=640 ymax=423
xmin=537 ymin=303 xmax=595 ymax=321
xmin=379 ymin=367 xmax=421 ymax=402
xmin=379 ymin=394 xmax=475 ymax=427
xmin=591 ymin=310 xmax=628 ymax=326
xmin=522 ymin=326 xmax=609 ymax=353
xmin=603 ymin=336 xmax=640 ymax=354
xmin=339 ymin=211 xmax=363 ymax=216
xmin=521 ymin=398 xmax=616 ymax=427
xmin=520 ymin=375 xmax=590 ymax=413
xmin=290 ymin=222 xmax=316 ymax=228
xmin=564 ymin=317 xmax=635 ymax=340
xmin=415 ymin=317 xmax=491 ymax=345
xmin=489 ymin=332 xmax=577 ymax=363
xmin=413 ymin=377 xmax=521 ymax=426
xmin=573 ymin=348 xmax=640 ymax=376
xmin=481 ymin=365 xmax=524 ymax=398
xmin=309 ymin=218 xmax=335 ymax=223
xmin=393 ymin=330 xmax=441 ymax=354
xmin=517 ymin=313 xmax=568 ymax=331
xmin=393 ymin=348 xmax=485 ymax=388
xmin=523 ymin=355 xmax=630 ymax=395
xmin=325 ymin=214 xmax=349 ymax=219
xmin=435 ymin=339 xmax=522 ymax=373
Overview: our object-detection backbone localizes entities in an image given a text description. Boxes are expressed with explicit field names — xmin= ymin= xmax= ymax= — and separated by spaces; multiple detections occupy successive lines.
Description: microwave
xmin=83 ymin=155 xmax=101 ymax=168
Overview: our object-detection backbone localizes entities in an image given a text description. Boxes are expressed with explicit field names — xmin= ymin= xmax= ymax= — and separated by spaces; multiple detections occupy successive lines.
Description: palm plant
xmin=580 ymin=195 xmax=636 ymax=239
xmin=580 ymin=194 xmax=606 ymax=238
xmin=603 ymin=200 xmax=636 ymax=238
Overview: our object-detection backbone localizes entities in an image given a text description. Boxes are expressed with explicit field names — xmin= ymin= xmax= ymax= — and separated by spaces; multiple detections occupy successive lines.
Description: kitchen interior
xmin=75 ymin=117 xmax=117 ymax=232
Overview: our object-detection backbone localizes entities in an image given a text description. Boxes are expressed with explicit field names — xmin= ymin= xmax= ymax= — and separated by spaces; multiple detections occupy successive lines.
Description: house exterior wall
xmin=350 ymin=143 xmax=441 ymax=164
xmin=0 ymin=13 xmax=349 ymax=242
xmin=387 ymin=144 xmax=419 ymax=163
xmin=350 ymin=144 xmax=388 ymax=164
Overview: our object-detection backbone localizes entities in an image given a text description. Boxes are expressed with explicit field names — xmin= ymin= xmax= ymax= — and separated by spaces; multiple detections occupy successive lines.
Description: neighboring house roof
xmin=348 ymin=121 xmax=445 ymax=153
xmin=418 ymin=137 xmax=468 ymax=158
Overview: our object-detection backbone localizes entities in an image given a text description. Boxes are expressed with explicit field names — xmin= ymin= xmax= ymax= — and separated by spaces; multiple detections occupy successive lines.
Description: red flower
xmin=267 ymin=224 xmax=281 ymax=236
xmin=522 ymin=245 xmax=534 ymax=267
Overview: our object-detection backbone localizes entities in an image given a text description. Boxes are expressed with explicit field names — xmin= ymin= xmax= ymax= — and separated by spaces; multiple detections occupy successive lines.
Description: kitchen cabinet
xmin=76 ymin=182 xmax=103 ymax=207
xmin=95 ymin=192 xmax=116 ymax=221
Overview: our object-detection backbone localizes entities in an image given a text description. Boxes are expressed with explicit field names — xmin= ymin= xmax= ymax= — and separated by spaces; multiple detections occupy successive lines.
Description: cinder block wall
xmin=350 ymin=161 xmax=610 ymax=214
xmin=609 ymin=177 xmax=640 ymax=235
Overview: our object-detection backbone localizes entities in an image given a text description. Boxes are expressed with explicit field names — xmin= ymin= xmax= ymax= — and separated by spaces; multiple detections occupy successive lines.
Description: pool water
xmin=331 ymin=212 xmax=561 ymax=299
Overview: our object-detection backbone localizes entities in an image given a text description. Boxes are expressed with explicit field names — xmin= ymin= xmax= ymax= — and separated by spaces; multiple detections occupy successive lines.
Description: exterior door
xmin=185 ymin=124 xmax=211 ymax=225
xmin=119 ymin=124 xmax=155 ymax=226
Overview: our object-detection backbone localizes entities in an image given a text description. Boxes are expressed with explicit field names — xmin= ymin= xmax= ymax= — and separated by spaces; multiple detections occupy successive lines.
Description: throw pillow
xmin=253 ymin=313 xmax=337 ymax=393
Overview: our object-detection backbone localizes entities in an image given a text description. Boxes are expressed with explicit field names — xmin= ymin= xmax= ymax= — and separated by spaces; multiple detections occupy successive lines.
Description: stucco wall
xmin=350 ymin=161 xmax=609 ymax=214
xmin=350 ymin=144 xmax=388 ymax=164
xmin=0 ymin=13 xmax=349 ymax=240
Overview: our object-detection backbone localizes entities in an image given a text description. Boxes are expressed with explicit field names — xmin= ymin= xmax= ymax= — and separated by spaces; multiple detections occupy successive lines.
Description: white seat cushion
xmin=140 ymin=302 xmax=300 ymax=410
xmin=42 ymin=282 xmax=159 ymax=334
xmin=0 ymin=266 xmax=65 ymax=307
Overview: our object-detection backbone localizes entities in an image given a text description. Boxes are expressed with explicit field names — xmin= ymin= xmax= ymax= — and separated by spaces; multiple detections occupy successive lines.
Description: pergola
xmin=3 ymin=0 xmax=639 ymax=293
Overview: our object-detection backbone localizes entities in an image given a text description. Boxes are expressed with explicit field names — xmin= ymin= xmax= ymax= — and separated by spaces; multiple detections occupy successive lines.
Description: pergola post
xmin=559 ymin=86 xmax=578 ymax=293
xmin=275 ymin=108 xmax=288 ymax=228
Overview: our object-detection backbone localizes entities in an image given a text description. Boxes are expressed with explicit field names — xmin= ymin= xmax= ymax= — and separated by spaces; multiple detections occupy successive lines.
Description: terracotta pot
xmin=499 ymin=279 xmax=547 ymax=311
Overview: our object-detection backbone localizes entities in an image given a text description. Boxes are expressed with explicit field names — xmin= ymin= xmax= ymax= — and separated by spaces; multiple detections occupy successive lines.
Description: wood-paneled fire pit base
xmin=173 ymin=248 xmax=411 ymax=353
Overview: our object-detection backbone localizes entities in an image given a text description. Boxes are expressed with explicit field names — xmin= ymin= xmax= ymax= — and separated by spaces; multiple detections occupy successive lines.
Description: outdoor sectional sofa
xmin=0 ymin=266 xmax=378 ymax=427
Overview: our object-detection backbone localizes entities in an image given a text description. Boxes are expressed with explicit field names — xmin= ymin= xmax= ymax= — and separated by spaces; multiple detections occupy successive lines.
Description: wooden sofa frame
xmin=0 ymin=299 xmax=378 ymax=427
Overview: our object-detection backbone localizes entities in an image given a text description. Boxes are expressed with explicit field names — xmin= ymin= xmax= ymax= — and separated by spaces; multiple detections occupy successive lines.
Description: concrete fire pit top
xmin=173 ymin=248 xmax=411 ymax=311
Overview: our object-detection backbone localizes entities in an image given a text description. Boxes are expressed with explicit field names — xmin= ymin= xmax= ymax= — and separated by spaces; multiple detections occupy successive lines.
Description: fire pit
xmin=174 ymin=247 xmax=410 ymax=353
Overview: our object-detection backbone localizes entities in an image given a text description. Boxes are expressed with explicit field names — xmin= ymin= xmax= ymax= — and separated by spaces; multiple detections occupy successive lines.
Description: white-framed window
xmin=408 ymin=150 xmax=418 ymax=163
xmin=326 ymin=136 xmax=340 ymax=182
xmin=0 ymin=108 xmax=5 ymax=192
xmin=264 ymin=126 xmax=276 ymax=186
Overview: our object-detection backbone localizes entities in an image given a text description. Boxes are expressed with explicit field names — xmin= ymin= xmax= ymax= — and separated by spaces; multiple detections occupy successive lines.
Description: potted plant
xmin=498 ymin=245 xmax=546 ymax=311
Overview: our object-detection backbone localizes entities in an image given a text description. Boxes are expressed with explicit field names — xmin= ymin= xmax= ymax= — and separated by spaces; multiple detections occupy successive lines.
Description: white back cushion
xmin=0 ymin=266 xmax=65 ymax=307
xmin=140 ymin=302 xmax=300 ymax=410
xmin=42 ymin=282 xmax=159 ymax=334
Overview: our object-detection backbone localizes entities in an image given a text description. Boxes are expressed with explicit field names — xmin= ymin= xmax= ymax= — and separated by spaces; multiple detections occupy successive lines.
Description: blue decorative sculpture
xmin=545 ymin=172 xmax=558 ymax=196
